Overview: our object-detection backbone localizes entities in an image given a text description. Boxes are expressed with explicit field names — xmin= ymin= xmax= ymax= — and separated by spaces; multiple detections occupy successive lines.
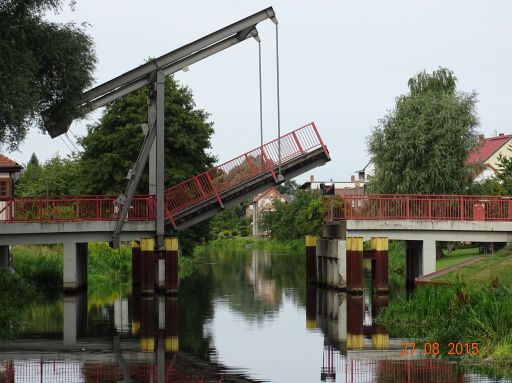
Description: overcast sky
xmin=9 ymin=0 xmax=512 ymax=183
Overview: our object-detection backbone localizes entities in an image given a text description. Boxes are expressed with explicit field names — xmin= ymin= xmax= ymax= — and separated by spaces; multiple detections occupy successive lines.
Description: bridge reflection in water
xmin=0 ymin=250 xmax=504 ymax=382
xmin=309 ymin=286 xmax=491 ymax=383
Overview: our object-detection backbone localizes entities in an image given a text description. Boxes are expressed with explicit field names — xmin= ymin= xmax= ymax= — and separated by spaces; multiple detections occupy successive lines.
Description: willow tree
xmin=367 ymin=68 xmax=479 ymax=194
xmin=0 ymin=0 xmax=96 ymax=150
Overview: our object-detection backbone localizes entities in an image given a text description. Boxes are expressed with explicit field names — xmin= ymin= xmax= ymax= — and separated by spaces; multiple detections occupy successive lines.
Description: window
xmin=0 ymin=179 xmax=10 ymax=198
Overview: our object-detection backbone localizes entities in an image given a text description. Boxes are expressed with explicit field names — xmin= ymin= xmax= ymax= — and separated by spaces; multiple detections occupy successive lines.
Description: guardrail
xmin=165 ymin=122 xmax=329 ymax=217
xmin=322 ymin=194 xmax=512 ymax=222
xmin=0 ymin=195 xmax=154 ymax=223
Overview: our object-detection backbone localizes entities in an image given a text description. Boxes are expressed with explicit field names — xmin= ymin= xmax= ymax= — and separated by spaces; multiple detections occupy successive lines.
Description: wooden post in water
xmin=305 ymin=235 xmax=317 ymax=284
xmin=140 ymin=296 xmax=155 ymax=352
xmin=372 ymin=237 xmax=389 ymax=294
xmin=131 ymin=241 xmax=141 ymax=287
xmin=165 ymin=297 xmax=179 ymax=352
xmin=165 ymin=237 xmax=179 ymax=295
xmin=141 ymin=238 xmax=155 ymax=295
xmin=346 ymin=293 xmax=364 ymax=350
xmin=346 ymin=237 xmax=363 ymax=293
xmin=306 ymin=285 xmax=317 ymax=330
xmin=371 ymin=294 xmax=390 ymax=349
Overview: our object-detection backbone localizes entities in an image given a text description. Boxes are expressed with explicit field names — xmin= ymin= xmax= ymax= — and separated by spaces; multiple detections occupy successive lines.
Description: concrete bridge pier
xmin=63 ymin=241 xmax=88 ymax=292
xmin=406 ymin=240 xmax=436 ymax=288
xmin=0 ymin=245 xmax=9 ymax=268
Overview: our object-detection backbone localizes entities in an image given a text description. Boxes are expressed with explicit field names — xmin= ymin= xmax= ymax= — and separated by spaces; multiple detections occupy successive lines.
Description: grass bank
xmin=377 ymin=246 xmax=512 ymax=377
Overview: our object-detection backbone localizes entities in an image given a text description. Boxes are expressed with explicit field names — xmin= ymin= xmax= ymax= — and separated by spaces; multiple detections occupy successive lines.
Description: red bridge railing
xmin=322 ymin=194 xmax=512 ymax=222
xmin=0 ymin=195 xmax=154 ymax=223
xmin=165 ymin=122 xmax=328 ymax=218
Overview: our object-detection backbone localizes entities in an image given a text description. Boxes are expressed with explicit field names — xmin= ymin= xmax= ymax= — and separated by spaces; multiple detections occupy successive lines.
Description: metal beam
xmin=111 ymin=83 xmax=158 ymax=248
xmin=155 ymin=70 xmax=165 ymax=249
xmin=87 ymin=29 xmax=259 ymax=113
xmin=81 ymin=7 xmax=275 ymax=106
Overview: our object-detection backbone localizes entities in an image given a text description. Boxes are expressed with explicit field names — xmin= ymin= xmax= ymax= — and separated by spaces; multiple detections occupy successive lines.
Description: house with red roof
xmin=466 ymin=133 xmax=512 ymax=182
xmin=0 ymin=154 xmax=23 ymax=220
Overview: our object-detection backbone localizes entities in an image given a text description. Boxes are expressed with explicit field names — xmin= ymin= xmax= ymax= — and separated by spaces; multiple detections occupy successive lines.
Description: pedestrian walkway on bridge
xmin=0 ymin=122 xmax=329 ymax=230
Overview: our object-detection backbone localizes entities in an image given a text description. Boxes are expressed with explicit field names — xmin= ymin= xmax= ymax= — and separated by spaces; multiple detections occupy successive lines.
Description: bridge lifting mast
xmin=43 ymin=8 xmax=278 ymax=248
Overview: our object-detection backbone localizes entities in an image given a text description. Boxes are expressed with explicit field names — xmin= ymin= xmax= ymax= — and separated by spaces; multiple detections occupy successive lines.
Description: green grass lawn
xmin=437 ymin=247 xmax=512 ymax=287
xmin=436 ymin=247 xmax=481 ymax=270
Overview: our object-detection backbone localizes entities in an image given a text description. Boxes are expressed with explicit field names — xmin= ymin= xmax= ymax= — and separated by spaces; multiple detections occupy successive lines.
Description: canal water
xmin=0 ymin=247 xmax=509 ymax=382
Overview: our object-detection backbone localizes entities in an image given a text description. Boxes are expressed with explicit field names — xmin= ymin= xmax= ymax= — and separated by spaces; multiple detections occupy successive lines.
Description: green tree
xmin=261 ymin=190 xmax=322 ymax=240
xmin=0 ymin=0 xmax=96 ymax=150
xmin=367 ymin=68 xmax=479 ymax=194
xmin=79 ymin=76 xmax=214 ymax=194
xmin=16 ymin=154 xmax=83 ymax=196
xmin=495 ymin=146 xmax=512 ymax=194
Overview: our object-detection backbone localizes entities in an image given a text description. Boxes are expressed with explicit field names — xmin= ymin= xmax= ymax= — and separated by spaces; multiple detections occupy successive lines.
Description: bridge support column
xmin=406 ymin=239 xmax=436 ymax=288
xmin=305 ymin=236 xmax=317 ymax=283
xmin=372 ymin=237 xmax=389 ymax=294
xmin=141 ymin=238 xmax=155 ymax=294
xmin=165 ymin=237 xmax=179 ymax=295
xmin=346 ymin=237 xmax=363 ymax=293
xmin=63 ymin=241 xmax=88 ymax=292
xmin=422 ymin=239 xmax=436 ymax=276
xmin=406 ymin=240 xmax=422 ymax=289
xmin=0 ymin=245 xmax=9 ymax=269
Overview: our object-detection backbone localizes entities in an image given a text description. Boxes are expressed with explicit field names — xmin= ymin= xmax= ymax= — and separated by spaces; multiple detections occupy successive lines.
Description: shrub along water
xmin=376 ymin=281 xmax=512 ymax=375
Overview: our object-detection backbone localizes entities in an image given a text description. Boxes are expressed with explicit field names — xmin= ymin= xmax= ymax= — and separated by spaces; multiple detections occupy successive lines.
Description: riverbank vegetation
xmin=378 ymin=245 xmax=512 ymax=376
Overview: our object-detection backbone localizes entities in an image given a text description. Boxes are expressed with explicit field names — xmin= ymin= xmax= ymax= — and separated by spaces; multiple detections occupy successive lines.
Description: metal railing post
xmin=291 ymin=131 xmax=304 ymax=153
xmin=311 ymin=122 xmax=330 ymax=159
xmin=460 ymin=196 xmax=464 ymax=220
xmin=206 ymin=172 xmax=224 ymax=208
xmin=260 ymin=147 xmax=278 ymax=182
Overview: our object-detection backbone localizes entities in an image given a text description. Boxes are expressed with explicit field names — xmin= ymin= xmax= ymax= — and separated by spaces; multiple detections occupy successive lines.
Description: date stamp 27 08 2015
xmin=401 ymin=341 xmax=479 ymax=356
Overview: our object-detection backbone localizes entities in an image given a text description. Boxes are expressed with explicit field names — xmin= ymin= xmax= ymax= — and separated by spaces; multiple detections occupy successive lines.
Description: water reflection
xmin=0 ymin=248 xmax=509 ymax=382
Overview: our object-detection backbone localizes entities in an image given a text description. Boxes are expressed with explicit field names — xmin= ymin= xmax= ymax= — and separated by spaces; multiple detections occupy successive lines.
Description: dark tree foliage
xmin=16 ymin=154 xmax=82 ymax=196
xmin=0 ymin=0 xmax=96 ymax=150
xmin=79 ymin=76 xmax=215 ymax=194
xmin=367 ymin=68 xmax=479 ymax=194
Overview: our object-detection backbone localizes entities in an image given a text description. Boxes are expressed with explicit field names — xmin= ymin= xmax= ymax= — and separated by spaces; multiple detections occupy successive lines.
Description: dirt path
xmin=415 ymin=256 xmax=485 ymax=285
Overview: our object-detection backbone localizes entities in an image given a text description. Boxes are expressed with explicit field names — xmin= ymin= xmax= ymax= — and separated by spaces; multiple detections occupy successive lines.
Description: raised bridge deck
xmin=0 ymin=123 xmax=330 ymax=241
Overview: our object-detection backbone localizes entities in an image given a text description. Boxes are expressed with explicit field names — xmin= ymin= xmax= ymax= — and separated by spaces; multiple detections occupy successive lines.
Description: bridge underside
xmin=167 ymin=147 xmax=330 ymax=232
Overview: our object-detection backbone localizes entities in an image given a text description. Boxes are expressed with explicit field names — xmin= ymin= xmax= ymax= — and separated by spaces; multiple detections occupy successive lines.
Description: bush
xmin=12 ymin=245 xmax=63 ymax=296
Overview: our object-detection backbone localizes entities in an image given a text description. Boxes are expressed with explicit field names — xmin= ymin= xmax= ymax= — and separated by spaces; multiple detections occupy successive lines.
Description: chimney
xmin=351 ymin=175 xmax=355 ymax=182
xmin=499 ymin=133 xmax=505 ymax=137
xmin=310 ymin=175 xmax=314 ymax=183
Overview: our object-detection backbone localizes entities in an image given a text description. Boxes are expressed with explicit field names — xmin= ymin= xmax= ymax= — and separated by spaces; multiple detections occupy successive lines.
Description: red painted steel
xmin=0 ymin=123 xmax=328 ymax=224
xmin=322 ymin=194 xmax=512 ymax=222
xmin=2 ymin=195 xmax=153 ymax=223
xmin=164 ymin=122 xmax=327 ymax=219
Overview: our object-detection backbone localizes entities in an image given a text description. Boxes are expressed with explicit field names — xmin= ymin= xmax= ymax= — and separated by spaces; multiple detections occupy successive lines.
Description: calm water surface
xmin=0 ymin=247 xmax=509 ymax=382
